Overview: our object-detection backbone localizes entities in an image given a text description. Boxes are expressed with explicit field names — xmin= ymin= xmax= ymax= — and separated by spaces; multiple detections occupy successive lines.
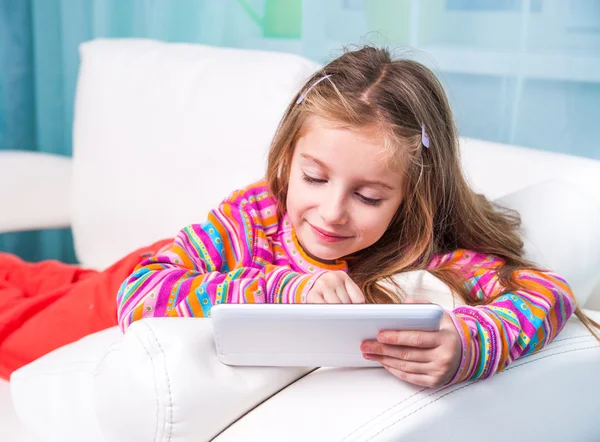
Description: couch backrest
xmin=72 ymin=39 xmax=319 ymax=269
xmin=72 ymin=39 xmax=600 ymax=274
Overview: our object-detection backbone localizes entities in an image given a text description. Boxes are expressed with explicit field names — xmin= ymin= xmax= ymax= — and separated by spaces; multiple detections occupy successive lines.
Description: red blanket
xmin=0 ymin=239 xmax=171 ymax=379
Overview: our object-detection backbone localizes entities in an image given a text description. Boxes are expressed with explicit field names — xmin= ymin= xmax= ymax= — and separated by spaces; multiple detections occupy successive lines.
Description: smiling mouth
xmin=309 ymin=223 xmax=352 ymax=241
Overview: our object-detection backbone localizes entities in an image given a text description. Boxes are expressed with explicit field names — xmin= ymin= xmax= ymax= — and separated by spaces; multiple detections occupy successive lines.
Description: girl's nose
xmin=318 ymin=194 xmax=348 ymax=226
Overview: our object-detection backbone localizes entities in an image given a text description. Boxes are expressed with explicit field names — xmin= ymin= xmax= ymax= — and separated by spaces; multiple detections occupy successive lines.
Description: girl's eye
xmin=302 ymin=173 xmax=327 ymax=184
xmin=356 ymin=194 xmax=382 ymax=206
xmin=301 ymin=172 xmax=382 ymax=206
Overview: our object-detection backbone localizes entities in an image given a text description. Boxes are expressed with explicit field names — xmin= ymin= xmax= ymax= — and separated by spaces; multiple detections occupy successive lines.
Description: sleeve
xmin=116 ymin=199 xmax=323 ymax=331
xmin=430 ymin=250 xmax=577 ymax=385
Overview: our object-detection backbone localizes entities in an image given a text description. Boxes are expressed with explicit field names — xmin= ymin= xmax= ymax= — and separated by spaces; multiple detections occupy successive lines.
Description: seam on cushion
xmin=142 ymin=322 xmax=173 ymax=442
xmin=94 ymin=347 xmax=122 ymax=372
xmin=118 ymin=325 xmax=161 ymax=442
xmin=533 ymin=338 xmax=595 ymax=356
xmin=341 ymin=388 xmax=429 ymax=440
xmin=209 ymin=368 xmax=320 ymax=441
xmin=360 ymin=345 xmax=599 ymax=442
xmin=90 ymin=328 xmax=161 ymax=442
xmin=127 ymin=326 xmax=162 ymax=442
xmin=552 ymin=334 xmax=591 ymax=342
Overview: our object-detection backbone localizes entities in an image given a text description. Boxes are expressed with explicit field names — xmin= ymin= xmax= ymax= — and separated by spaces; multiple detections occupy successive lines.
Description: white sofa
xmin=2 ymin=39 xmax=600 ymax=441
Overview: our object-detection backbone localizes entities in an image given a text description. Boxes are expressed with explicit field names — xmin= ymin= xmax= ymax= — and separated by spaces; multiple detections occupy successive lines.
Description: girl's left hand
xmin=360 ymin=299 xmax=462 ymax=388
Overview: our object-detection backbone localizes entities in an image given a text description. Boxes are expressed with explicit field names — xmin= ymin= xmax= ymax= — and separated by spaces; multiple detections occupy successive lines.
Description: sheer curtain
xmin=1 ymin=0 xmax=599 ymax=261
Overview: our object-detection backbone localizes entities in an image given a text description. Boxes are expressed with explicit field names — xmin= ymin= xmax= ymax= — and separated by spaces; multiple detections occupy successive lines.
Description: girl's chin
xmin=301 ymin=241 xmax=344 ymax=263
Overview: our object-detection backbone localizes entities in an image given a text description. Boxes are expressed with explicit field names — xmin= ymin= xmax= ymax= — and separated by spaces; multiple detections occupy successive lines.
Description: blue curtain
xmin=1 ymin=0 xmax=599 ymax=262
xmin=0 ymin=0 xmax=219 ymax=263
xmin=0 ymin=0 xmax=76 ymax=263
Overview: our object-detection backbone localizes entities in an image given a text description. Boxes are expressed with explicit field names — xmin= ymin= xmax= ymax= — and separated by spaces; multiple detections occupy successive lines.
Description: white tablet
xmin=211 ymin=304 xmax=444 ymax=368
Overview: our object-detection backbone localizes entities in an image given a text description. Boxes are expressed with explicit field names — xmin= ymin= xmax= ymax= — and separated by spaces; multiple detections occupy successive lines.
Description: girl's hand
xmin=307 ymin=271 xmax=365 ymax=304
xmin=360 ymin=299 xmax=462 ymax=388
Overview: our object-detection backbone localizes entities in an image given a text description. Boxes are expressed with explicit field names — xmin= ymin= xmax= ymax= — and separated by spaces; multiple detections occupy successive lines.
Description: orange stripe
xmin=145 ymin=263 xmax=170 ymax=271
xmin=262 ymin=214 xmax=278 ymax=226
xmin=215 ymin=206 xmax=238 ymax=270
xmin=172 ymin=244 xmax=195 ymax=269
xmin=185 ymin=290 xmax=205 ymax=317
xmin=295 ymin=277 xmax=309 ymax=303
xmin=189 ymin=276 xmax=205 ymax=294
xmin=132 ymin=302 xmax=145 ymax=322
xmin=291 ymin=230 xmax=346 ymax=271
xmin=245 ymin=280 xmax=257 ymax=303
xmin=549 ymin=276 xmax=575 ymax=302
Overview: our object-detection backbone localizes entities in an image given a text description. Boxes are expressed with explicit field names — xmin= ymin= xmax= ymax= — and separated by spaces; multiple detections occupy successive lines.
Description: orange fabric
xmin=0 ymin=239 xmax=171 ymax=380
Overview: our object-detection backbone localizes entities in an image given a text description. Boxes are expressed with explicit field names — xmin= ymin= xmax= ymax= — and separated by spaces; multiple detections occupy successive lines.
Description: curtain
xmin=0 ymin=0 xmax=220 ymax=262
xmin=0 ymin=0 xmax=77 ymax=262
xmin=1 ymin=0 xmax=599 ymax=262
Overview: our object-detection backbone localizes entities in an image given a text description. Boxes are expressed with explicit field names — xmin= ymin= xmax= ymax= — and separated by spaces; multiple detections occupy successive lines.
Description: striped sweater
xmin=116 ymin=180 xmax=576 ymax=384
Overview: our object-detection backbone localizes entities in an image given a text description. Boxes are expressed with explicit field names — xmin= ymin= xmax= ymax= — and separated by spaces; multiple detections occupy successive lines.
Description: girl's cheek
xmin=366 ymin=210 xmax=392 ymax=233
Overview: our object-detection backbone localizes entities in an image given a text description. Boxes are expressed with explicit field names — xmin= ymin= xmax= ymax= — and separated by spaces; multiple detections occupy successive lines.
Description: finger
xmin=309 ymin=291 xmax=325 ymax=304
xmin=381 ymin=364 xmax=440 ymax=388
xmin=344 ymin=278 xmax=365 ymax=304
xmin=323 ymin=289 xmax=342 ymax=304
xmin=334 ymin=286 xmax=352 ymax=304
xmin=377 ymin=330 xmax=439 ymax=348
xmin=364 ymin=354 xmax=431 ymax=375
xmin=360 ymin=341 xmax=433 ymax=363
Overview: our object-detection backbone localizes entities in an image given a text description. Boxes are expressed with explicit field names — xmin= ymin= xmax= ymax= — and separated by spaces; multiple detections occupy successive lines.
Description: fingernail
xmin=363 ymin=354 xmax=373 ymax=360
xmin=377 ymin=335 xmax=388 ymax=344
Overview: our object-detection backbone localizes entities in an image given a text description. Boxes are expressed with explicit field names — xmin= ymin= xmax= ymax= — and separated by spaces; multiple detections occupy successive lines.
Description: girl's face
xmin=286 ymin=116 xmax=405 ymax=262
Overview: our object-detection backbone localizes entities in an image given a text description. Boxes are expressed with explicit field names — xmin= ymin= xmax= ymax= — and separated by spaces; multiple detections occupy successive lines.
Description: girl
xmin=116 ymin=46 xmax=599 ymax=388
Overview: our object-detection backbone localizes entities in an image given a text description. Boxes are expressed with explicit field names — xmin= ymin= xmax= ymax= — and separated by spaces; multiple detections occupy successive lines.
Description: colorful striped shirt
xmin=426 ymin=251 xmax=575 ymax=383
xmin=116 ymin=180 xmax=576 ymax=384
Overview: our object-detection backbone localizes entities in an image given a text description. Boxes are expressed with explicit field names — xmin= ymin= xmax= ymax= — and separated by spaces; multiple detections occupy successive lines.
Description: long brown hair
xmin=266 ymin=46 xmax=599 ymax=340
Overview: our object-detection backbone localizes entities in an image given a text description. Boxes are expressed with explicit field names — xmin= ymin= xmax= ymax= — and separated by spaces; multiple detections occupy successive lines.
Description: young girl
xmin=116 ymin=46 xmax=599 ymax=388
xmin=2 ymin=46 xmax=598 ymax=386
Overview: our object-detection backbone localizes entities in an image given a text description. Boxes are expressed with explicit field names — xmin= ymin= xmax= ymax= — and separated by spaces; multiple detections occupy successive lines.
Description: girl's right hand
xmin=306 ymin=271 xmax=365 ymax=304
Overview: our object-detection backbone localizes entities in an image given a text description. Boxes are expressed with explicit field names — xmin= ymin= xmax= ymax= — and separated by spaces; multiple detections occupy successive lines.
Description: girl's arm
xmin=431 ymin=250 xmax=577 ymax=384
xmin=116 ymin=199 xmax=322 ymax=331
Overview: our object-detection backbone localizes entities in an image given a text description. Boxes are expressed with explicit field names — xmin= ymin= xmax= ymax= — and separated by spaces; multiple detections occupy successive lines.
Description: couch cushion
xmin=214 ymin=311 xmax=600 ymax=442
xmin=10 ymin=327 xmax=122 ymax=442
xmin=72 ymin=39 xmax=320 ymax=269
xmin=0 ymin=379 xmax=35 ymax=442
xmin=495 ymin=180 xmax=600 ymax=305
xmin=460 ymin=138 xmax=600 ymax=204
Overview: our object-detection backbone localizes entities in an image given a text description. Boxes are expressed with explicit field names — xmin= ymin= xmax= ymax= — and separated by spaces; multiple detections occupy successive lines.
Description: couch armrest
xmin=10 ymin=311 xmax=600 ymax=442
xmin=10 ymin=319 xmax=312 ymax=442
xmin=10 ymin=328 xmax=123 ymax=442
xmin=0 ymin=151 xmax=72 ymax=233
xmin=94 ymin=319 xmax=313 ymax=441
xmin=217 ymin=312 xmax=600 ymax=441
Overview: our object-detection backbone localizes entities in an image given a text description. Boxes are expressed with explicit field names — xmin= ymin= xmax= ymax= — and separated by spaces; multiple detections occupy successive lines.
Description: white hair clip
xmin=421 ymin=124 xmax=430 ymax=148
xmin=296 ymin=74 xmax=333 ymax=104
